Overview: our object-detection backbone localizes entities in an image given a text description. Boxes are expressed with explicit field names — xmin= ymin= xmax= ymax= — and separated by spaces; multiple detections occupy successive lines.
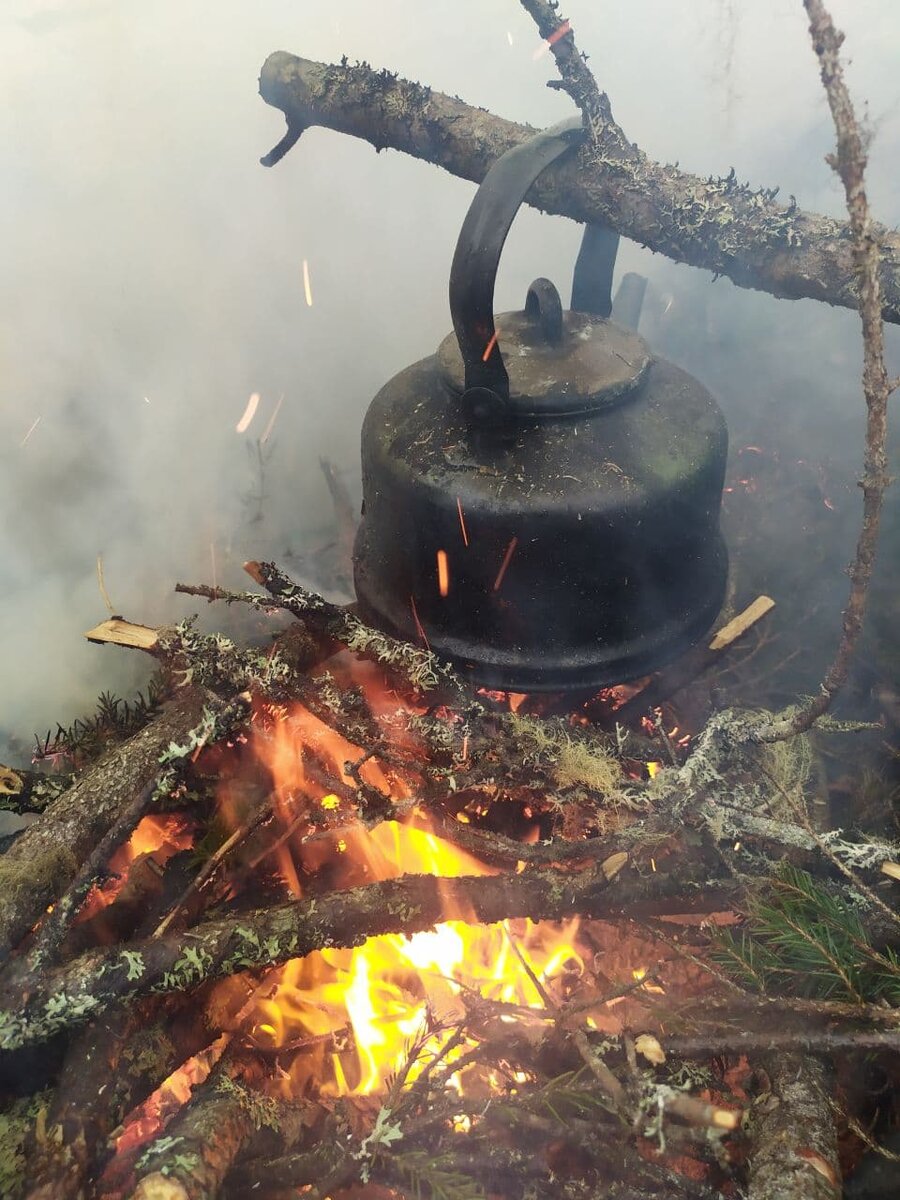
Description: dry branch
xmin=746 ymin=1054 xmax=841 ymax=1200
xmin=750 ymin=0 xmax=894 ymax=739
xmin=257 ymin=51 xmax=900 ymax=323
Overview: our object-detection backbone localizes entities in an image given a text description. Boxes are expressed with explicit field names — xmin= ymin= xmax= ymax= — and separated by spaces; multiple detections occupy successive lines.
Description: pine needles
xmin=33 ymin=675 xmax=166 ymax=766
xmin=714 ymin=863 xmax=900 ymax=1004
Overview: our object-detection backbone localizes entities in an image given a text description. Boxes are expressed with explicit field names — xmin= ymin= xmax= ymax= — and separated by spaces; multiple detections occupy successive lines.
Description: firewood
xmin=0 ymin=687 xmax=215 ymax=965
xmin=746 ymin=1054 xmax=841 ymax=1200
xmin=0 ymin=855 xmax=728 ymax=1053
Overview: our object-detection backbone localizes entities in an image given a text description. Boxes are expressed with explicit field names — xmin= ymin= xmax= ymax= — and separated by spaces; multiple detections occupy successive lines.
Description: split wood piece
xmin=0 ymin=856 xmax=728 ymax=1052
xmin=746 ymin=1054 xmax=841 ymax=1200
xmin=257 ymin=53 xmax=900 ymax=325
xmin=708 ymin=596 xmax=776 ymax=651
xmin=0 ymin=687 xmax=214 ymax=966
xmin=613 ymin=595 xmax=776 ymax=723
xmin=84 ymin=618 xmax=160 ymax=651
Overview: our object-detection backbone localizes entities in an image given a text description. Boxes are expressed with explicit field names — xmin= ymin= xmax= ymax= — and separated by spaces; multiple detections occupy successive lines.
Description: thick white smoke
xmin=2 ymin=0 xmax=899 ymax=753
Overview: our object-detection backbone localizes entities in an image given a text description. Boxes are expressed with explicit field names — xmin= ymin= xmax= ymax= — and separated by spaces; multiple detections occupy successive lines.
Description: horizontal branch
xmin=258 ymin=52 xmax=900 ymax=323
xmin=0 ymin=858 xmax=722 ymax=1052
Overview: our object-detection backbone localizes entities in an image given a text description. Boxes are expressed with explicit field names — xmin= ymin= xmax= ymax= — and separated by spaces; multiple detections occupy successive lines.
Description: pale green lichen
xmin=215 ymin=1075 xmax=282 ymax=1131
xmin=155 ymin=944 xmax=214 ymax=993
xmin=341 ymin=617 xmax=444 ymax=691
xmin=120 ymin=949 xmax=145 ymax=981
xmin=0 ymin=1092 xmax=51 ymax=1199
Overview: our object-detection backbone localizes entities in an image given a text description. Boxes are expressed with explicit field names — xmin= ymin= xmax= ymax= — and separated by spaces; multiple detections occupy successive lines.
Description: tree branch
xmin=751 ymin=0 xmax=893 ymax=739
xmin=0 ymin=857 xmax=725 ymax=1052
xmin=258 ymin=51 xmax=900 ymax=323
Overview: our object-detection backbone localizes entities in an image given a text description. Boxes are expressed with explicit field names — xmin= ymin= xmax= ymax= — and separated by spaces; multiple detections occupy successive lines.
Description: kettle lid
xmin=436 ymin=302 xmax=650 ymax=418
xmin=444 ymin=117 xmax=655 ymax=425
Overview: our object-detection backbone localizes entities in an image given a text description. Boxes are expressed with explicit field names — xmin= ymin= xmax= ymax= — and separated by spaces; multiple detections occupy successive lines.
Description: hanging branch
xmin=257 ymin=48 xmax=900 ymax=324
xmin=517 ymin=3 xmax=893 ymax=744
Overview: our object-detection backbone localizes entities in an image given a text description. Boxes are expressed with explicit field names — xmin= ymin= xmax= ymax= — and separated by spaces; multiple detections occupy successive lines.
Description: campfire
xmin=3 ymin=2 xmax=900 ymax=1199
xmin=0 ymin=547 xmax=895 ymax=1200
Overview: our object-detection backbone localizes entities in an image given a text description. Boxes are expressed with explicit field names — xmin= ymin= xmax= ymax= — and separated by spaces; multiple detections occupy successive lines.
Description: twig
xmin=752 ymin=0 xmax=893 ymax=741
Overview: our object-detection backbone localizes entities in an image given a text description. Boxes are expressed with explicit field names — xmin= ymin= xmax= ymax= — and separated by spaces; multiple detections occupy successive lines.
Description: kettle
xmin=353 ymin=119 xmax=728 ymax=691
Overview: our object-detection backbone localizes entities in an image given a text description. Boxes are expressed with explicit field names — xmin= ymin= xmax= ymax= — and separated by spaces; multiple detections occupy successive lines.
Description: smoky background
xmin=2 ymin=0 xmax=899 ymax=757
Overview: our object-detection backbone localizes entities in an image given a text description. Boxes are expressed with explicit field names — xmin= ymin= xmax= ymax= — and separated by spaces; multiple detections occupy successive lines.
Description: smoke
xmin=2 ymin=0 xmax=899 ymax=753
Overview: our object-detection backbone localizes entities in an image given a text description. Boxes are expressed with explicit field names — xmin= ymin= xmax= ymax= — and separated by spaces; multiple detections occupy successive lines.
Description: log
xmin=746 ymin=1054 xmax=841 ymax=1200
xmin=257 ymin=53 xmax=900 ymax=324
xmin=0 ymin=688 xmax=214 ymax=965
xmin=0 ymin=856 xmax=727 ymax=1052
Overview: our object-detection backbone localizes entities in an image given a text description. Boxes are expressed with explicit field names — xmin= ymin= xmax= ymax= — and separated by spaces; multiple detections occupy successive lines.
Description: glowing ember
xmin=481 ymin=330 xmax=499 ymax=361
xmin=302 ymin=258 xmax=313 ymax=306
xmin=436 ymin=548 xmax=450 ymax=597
xmin=235 ymin=392 xmax=260 ymax=434
xmin=533 ymin=18 xmax=571 ymax=58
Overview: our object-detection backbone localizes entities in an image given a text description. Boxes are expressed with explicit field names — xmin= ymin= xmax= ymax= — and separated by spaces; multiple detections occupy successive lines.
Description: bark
xmin=128 ymin=1061 xmax=260 ymax=1200
xmin=257 ymin=52 xmax=900 ymax=324
xmin=0 ymin=856 xmax=726 ymax=1052
xmin=750 ymin=0 xmax=895 ymax=740
xmin=0 ymin=688 xmax=214 ymax=964
xmin=23 ymin=998 xmax=205 ymax=1200
xmin=746 ymin=1054 xmax=841 ymax=1200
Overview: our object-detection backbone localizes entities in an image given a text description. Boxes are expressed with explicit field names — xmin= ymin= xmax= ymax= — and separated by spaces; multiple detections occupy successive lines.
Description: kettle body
xmin=354 ymin=120 xmax=728 ymax=691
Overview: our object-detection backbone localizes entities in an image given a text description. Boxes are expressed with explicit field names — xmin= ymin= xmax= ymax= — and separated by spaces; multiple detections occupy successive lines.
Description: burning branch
xmin=0 ymin=855 xmax=722 ymax=1053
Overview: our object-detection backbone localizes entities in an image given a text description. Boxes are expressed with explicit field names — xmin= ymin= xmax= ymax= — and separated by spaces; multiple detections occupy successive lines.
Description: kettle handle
xmin=449 ymin=116 xmax=619 ymax=423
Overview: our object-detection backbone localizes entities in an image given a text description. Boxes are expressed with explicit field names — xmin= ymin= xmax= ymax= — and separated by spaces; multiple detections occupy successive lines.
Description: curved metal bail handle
xmin=449 ymin=117 xmax=585 ymax=415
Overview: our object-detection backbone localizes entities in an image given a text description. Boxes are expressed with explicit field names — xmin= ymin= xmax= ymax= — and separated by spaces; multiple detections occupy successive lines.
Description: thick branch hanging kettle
xmin=353 ymin=119 xmax=728 ymax=691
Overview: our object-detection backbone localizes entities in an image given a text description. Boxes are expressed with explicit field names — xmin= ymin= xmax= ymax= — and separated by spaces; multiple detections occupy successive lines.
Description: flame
xmin=235 ymin=710 xmax=584 ymax=1101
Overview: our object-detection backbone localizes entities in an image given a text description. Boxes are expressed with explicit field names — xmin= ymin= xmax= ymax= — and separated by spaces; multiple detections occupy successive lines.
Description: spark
xmin=436 ymin=549 xmax=450 ymax=597
xmin=261 ymin=392 xmax=285 ymax=444
xmin=533 ymin=18 xmax=570 ymax=59
xmin=456 ymin=496 xmax=470 ymax=546
xmin=96 ymin=555 xmax=115 ymax=615
xmin=506 ymin=31 xmax=513 ymax=46
xmin=302 ymin=259 xmax=313 ymax=307
xmin=143 ymin=395 xmax=151 ymax=404
xmin=210 ymin=541 xmax=218 ymax=592
xmin=482 ymin=330 xmax=499 ymax=362
xmin=492 ymin=536 xmax=518 ymax=592
xmin=409 ymin=594 xmax=431 ymax=651
xmin=236 ymin=392 xmax=260 ymax=434
xmin=20 ymin=416 xmax=41 ymax=446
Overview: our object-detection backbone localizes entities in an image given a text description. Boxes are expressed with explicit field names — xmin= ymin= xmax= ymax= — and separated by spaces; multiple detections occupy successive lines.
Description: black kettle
xmin=353 ymin=119 xmax=728 ymax=691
